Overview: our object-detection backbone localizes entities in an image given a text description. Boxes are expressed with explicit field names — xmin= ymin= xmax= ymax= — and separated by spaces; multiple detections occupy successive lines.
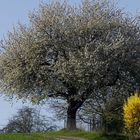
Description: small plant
xmin=123 ymin=92 xmax=140 ymax=138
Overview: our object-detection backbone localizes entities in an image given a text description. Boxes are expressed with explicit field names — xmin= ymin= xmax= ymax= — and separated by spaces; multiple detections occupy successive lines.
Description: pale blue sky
xmin=0 ymin=0 xmax=140 ymax=127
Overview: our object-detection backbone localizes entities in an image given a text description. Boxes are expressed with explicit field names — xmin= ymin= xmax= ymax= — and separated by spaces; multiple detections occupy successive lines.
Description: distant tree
xmin=2 ymin=107 xmax=57 ymax=133
xmin=0 ymin=0 xmax=140 ymax=130
xmin=123 ymin=93 xmax=140 ymax=138
xmin=79 ymin=86 xmax=128 ymax=133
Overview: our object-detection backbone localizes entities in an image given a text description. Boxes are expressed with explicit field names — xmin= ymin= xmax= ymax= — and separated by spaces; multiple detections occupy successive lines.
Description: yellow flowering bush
xmin=123 ymin=93 xmax=140 ymax=136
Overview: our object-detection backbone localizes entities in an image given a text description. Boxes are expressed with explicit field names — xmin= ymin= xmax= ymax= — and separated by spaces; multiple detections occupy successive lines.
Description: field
xmin=0 ymin=130 xmax=128 ymax=140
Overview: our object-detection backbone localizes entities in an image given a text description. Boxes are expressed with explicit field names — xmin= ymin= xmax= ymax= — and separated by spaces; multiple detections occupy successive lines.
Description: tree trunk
xmin=67 ymin=108 xmax=77 ymax=130
xmin=66 ymin=100 xmax=83 ymax=130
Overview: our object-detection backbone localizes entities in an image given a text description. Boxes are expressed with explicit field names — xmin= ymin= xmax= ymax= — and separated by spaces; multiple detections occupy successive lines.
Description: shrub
xmin=123 ymin=93 xmax=140 ymax=137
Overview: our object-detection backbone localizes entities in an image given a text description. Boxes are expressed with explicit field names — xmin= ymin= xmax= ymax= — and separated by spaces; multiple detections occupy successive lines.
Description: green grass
xmin=0 ymin=130 xmax=129 ymax=140
xmin=33 ymin=129 xmax=128 ymax=140
xmin=0 ymin=133 xmax=41 ymax=140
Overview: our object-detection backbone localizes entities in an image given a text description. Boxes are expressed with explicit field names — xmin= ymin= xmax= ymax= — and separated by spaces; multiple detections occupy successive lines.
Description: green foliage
xmin=102 ymin=98 xmax=124 ymax=134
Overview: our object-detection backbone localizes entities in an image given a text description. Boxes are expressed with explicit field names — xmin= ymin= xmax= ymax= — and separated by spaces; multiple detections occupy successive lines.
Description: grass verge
xmin=0 ymin=130 xmax=129 ymax=140
xmin=33 ymin=129 xmax=129 ymax=140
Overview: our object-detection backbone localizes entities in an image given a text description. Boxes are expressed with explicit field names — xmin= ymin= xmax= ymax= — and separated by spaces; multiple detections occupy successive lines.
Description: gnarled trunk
xmin=66 ymin=100 xmax=83 ymax=130
xmin=67 ymin=108 xmax=77 ymax=130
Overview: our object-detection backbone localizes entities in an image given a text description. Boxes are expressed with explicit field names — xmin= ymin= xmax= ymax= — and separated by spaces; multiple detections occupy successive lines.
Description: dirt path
xmin=56 ymin=136 xmax=86 ymax=140
xmin=26 ymin=134 xmax=86 ymax=140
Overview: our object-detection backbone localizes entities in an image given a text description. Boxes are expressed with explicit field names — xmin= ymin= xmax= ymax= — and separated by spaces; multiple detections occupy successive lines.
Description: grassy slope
xmin=0 ymin=130 xmax=128 ymax=140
